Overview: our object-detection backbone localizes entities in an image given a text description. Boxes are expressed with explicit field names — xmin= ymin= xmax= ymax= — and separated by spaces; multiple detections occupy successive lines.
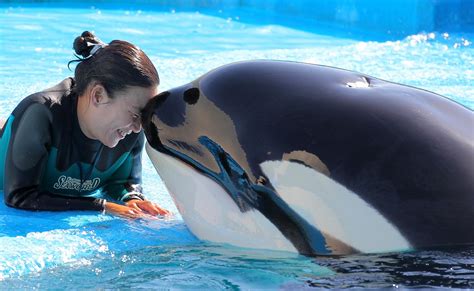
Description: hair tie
xmin=87 ymin=41 xmax=108 ymax=57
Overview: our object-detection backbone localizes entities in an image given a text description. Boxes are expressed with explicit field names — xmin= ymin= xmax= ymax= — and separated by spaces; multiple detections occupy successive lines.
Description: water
xmin=1 ymin=3 xmax=473 ymax=289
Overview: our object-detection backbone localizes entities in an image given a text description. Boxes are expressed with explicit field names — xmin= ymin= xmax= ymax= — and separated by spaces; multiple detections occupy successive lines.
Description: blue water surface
xmin=0 ymin=3 xmax=473 ymax=289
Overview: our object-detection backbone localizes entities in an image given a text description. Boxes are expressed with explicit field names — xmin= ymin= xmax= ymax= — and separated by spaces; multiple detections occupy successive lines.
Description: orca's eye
xmin=183 ymin=88 xmax=200 ymax=105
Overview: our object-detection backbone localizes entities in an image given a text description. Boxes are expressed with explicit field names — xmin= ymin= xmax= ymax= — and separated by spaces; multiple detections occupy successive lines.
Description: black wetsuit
xmin=0 ymin=78 xmax=146 ymax=211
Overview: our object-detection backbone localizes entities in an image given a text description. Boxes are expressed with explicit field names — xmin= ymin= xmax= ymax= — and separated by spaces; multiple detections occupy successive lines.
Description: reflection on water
xmin=314 ymin=246 xmax=474 ymax=288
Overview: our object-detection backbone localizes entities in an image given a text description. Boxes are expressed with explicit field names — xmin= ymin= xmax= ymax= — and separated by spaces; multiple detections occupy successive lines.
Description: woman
xmin=0 ymin=31 xmax=169 ymax=218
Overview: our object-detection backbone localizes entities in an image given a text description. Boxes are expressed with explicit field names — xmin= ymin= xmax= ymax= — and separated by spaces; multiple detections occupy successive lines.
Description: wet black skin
xmin=142 ymin=60 xmax=474 ymax=255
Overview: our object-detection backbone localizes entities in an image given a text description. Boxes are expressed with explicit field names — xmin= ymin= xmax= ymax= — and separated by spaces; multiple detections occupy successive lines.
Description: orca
xmin=142 ymin=60 xmax=474 ymax=256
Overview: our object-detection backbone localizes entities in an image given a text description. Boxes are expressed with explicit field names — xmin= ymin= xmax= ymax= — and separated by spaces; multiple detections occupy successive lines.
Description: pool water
xmin=1 ymin=3 xmax=473 ymax=289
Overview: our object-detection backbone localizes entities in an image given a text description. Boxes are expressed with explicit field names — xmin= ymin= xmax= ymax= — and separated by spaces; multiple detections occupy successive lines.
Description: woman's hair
xmin=69 ymin=31 xmax=159 ymax=97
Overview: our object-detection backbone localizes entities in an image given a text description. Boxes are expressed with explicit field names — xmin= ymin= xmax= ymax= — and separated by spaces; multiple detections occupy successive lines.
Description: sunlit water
xmin=0 ymin=3 xmax=473 ymax=289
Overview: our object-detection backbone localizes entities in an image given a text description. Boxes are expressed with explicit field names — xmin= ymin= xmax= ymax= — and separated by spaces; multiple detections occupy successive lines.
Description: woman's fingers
xmin=104 ymin=201 xmax=145 ymax=219
xmin=135 ymin=201 xmax=158 ymax=215
xmin=155 ymin=205 xmax=171 ymax=216
xmin=126 ymin=200 xmax=171 ymax=217
xmin=106 ymin=200 xmax=172 ymax=219
xmin=145 ymin=202 xmax=171 ymax=216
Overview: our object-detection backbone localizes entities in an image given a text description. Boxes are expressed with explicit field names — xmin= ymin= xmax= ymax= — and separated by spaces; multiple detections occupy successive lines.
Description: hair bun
xmin=73 ymin=31 xmax=102 ymax=58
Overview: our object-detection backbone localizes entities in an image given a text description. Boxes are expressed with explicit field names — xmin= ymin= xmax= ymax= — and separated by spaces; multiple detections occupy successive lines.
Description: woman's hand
xmin=103 ymin=201 xmax=146 ymax=218
xmin=125 ymin=199 xmax=171 ymax=217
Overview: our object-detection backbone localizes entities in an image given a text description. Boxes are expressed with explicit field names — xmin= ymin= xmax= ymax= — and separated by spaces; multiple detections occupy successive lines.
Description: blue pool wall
xmin=2 ymin=0 xmax=473 ymax=37
xmin=238 ymin=0 xmax=474 ymax=35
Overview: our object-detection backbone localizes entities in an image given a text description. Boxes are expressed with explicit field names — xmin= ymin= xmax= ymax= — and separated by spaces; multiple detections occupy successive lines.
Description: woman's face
xmin=91 ymin=85 xmax=158 ymax=148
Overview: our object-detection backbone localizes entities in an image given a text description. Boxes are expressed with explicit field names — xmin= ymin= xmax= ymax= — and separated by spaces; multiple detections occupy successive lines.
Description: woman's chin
xmin=102 ymin=131 xmax=125 ymax=148
xmin=103 ymin=137 xmax=120 ymax=148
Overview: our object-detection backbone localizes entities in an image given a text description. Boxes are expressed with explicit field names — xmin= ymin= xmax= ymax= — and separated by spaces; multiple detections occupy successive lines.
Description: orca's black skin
xmin=142 ymin=60 xmax=474 ymax=255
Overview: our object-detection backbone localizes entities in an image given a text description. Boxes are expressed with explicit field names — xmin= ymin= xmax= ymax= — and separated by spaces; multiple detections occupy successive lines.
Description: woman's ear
xmin=90 ymin=83 xmax=110 ymax=106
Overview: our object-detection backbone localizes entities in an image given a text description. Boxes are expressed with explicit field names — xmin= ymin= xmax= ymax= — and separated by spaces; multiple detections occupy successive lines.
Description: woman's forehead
xmin=117 ymin=86 xmax=157 ymax=106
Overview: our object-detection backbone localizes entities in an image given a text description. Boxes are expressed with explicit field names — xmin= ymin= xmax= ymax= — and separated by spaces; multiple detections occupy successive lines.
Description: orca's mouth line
xmin=149 ymin=135 xmax=253 ymax=210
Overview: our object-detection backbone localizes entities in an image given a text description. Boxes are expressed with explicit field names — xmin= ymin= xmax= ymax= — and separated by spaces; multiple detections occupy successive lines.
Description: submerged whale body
xmin=142 ymin=60 xmax=474 ymax=256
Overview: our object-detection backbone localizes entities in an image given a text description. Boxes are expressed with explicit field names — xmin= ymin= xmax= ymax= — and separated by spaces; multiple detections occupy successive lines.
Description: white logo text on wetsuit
xmin=53 ymin=175 xmax=101 ymax=192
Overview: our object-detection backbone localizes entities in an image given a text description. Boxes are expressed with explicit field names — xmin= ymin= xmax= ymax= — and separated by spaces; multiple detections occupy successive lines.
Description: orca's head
xmin=140 ymin=61 xmax=413 ymax=256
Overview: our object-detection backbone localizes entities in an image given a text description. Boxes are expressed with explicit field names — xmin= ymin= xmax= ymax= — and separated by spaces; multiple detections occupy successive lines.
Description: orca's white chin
xmin=145 ymin=143 xmax=298 ymax=254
